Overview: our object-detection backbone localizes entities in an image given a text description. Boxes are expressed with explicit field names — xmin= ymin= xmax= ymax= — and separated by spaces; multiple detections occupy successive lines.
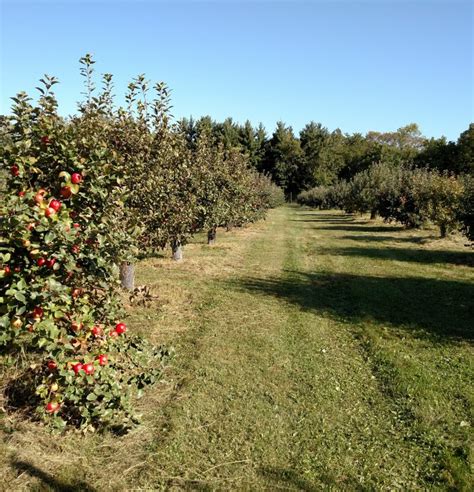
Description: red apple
xmin=41 ymin=136 xmax=51 ymax=145
xmin=11 ymin=165 xmax=20 ymax=176
xmin=45 ymin=207 xmax=56 ymax=218
xmin=14 ymin=266 xmax=21 ymax=273
xmin=60 ymin=186 xmax=72 ymax=199
xmin=33 ymin=306 xmax=44 ymax=318
xmin=18 ymin=191 xmax=26 ymax=197
xmin=37 ymin=257 xmax=46 ymax=267
xmin=45 ymin=401 xmax=60 ymax=413
xmin=71 ymin=172 xmax=83 ymax=184
xmin=47 ymin=360 xmax=57 ymax=371
xmin=97 ymin=354 xmax=108 ymax=366
xmin=91 ymin=325 xmax=102 ymax=337
xmin=83 ymin=363 xmax=95 ymax=375
xmin=109 ymin=329 xmax=119 ymax=338
xmin=49 ymin=199 xmax=61 ymax=212
xmin=71 ymin=245 xmax=80 ymax=254
xmin=34 ymin=189 xmax=47 ymax=204
xmin=72 ymin=362 xmax=83 ymax=374
xmin=4 ymin=265 xmax=11 ymax=275
xmin=46 ymin=258 xmax=56 ymax=269
xmin=73 ymin=223 xmax=80 ymax=229
xmin=115 ymin=323 xmax=127 ymax=335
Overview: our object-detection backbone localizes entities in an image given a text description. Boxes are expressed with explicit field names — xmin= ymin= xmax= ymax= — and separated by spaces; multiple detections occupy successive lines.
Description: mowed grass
xmin=0 ymin=206 xmax=473 ymax=490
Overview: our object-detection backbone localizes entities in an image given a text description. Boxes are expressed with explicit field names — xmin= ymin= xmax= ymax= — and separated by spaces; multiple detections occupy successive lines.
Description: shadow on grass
xmin=340 ymin=235 xmax=437 ymax=244
xmin=226 ymin=271 xmax=474 ymax=342
xmin=318 ymin=246 xmax=474 ymax=267
xmin=259 ymin=466 xmax=362 ymax=490
xmin=317 ymin=224 xmax=406 ymax=233
xmin=12 ymin=460 xmax=96 ymax=491
xmin=291 ymin=218 xmax=361 ymax=224
xmin=293 ymin=212 xmax=357 ymax=224
xmin=258 ymin=466 xmax=318 ymax=490
xmin=137 ymin=249 xmax=168 ymax=260
xmin=295 ymin=211 xmax=354 ymax=217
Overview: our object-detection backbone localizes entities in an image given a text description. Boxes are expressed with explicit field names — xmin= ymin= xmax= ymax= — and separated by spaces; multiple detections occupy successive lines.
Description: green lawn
xmin=1 ymin=206 xmax=473 ymax=490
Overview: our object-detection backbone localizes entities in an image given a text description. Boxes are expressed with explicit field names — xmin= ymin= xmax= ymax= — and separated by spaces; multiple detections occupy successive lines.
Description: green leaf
xmin=14 ymin=292 xmax=27 ymax=304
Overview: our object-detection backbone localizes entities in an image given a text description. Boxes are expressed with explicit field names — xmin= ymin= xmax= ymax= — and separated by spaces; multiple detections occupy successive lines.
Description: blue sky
xmin=0 ymin=0 xmax=472 ymax=140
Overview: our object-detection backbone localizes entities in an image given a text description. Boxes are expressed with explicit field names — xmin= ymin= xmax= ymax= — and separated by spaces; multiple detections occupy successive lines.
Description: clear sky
xmin=0 ymin=0 xmax=472 ymax=140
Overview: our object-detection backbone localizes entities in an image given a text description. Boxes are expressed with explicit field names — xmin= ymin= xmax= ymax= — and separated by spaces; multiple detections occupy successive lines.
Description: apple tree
xmin=0 ymin=66 xmax=170 ymax=432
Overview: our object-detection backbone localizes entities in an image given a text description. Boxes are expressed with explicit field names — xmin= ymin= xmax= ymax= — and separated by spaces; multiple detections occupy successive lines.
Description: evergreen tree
xmin=262 ymin=121 xmax=303 ymax=196
xmin=457 ymin=123 xmax=474 ymax=174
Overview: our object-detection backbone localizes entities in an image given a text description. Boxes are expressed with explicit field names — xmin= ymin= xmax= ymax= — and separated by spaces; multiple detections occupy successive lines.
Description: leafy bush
xmin=342 ymin=162 xmax=398 ymax=218
xmin=253 ymin=173 xmax=285 ymax=209
xmin=376 ymin=165 xmax=424 ymax=228
xmin=296 ymin=186 xmax=334 ymax=209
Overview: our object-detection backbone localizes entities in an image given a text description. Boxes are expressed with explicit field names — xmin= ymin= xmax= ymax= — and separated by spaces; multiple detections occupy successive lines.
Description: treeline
xmin=187 ymin=113 xmax=472 ymax=241
xmin=173 ymin=118 xmax=473 ymax=197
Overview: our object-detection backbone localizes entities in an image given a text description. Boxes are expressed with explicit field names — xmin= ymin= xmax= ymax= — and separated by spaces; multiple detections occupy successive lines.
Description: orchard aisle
xmin=3 ymin=206 xmax=471 ymax=490
xmin=130 ymin=206 xmax=451 ymax=489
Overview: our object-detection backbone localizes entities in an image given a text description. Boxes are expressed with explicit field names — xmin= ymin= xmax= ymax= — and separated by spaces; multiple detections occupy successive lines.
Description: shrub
xmin=297 ymin=186 xmax=334 ymax=209
xmin=144 ymin=127 xmax=199 ymax=256
xmin=253 ymin=173 xmax=285 ymax=209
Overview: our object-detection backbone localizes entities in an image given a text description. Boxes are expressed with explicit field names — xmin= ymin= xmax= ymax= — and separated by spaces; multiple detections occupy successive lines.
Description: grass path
xmin=129 ymin=206 xmax=473 ymax=489
xmin=1 ymin=206 xmax=472 ymax=490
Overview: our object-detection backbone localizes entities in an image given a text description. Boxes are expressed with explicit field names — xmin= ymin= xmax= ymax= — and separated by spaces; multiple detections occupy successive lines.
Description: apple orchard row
xmin=0 ymin=55 xmax=283 ymax=431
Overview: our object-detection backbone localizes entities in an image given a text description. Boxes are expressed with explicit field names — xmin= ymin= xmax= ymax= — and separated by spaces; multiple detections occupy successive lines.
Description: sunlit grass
xmin=0 ymin=207 xmax=472 ymax=489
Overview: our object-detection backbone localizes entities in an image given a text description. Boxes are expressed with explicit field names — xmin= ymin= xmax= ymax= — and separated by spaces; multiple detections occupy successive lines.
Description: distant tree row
xmin=297 ymin=164 xmax=473 ymax=240
xmin=177 ymin=118 xmax=473 ymax=197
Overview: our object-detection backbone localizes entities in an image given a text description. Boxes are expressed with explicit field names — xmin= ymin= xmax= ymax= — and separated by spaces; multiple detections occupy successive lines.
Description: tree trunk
xmin=120 ymin=262 xmax=135 ymax=291
xmin=226 ymin=222 xmax=233 ymax=232
xmin=370 ymin=209 xmax=377 ymax=220
xmin=440 ymin=223 xmax=447 ymax=238
xmin=208 ymin=227 xmax=217 ymax=245
xmin=172 ymin=242 xmax=183 ymax=261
